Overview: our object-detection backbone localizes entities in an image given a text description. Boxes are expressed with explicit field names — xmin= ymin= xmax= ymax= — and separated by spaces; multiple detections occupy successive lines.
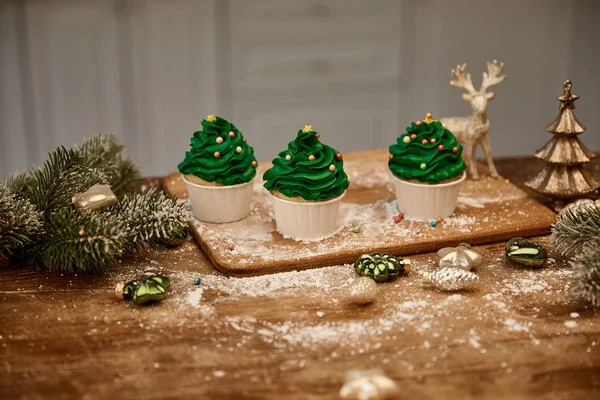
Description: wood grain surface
xmin=162 ymin=150 xmax=556 ymax=277
xmin=1 ymin=156 xmax=600 ymax=400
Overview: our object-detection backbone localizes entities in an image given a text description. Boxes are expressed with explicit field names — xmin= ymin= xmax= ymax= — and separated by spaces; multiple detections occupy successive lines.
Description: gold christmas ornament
xmin=339 ymin=369 xmax=400 ymax=400
xmin=525 ymin=80 xmax=600 ymax=200
xmin=71 ymin=184 xmax=117 ymax=211
xmin=559 ymin=198 xmax=598 ymax=218
xmin=348 ymin=277 xmax=378 ymax=305
xmin=438 ymin=243 xmax=483 ymax=270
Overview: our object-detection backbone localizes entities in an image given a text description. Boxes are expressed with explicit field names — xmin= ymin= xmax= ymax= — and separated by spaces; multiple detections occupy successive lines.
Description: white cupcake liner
xmin=269 ymin=191 xmax=346 ymax=241
xmin=391 ymin=172 xmax=466 ymax=220
xmin=182 ymin=175 xmax=255 ymax=223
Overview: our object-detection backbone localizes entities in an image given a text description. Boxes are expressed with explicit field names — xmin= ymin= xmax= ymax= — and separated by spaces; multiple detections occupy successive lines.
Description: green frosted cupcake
xmin=263 ymin=125 xmax=350 ymax=240
xmin=179 ymin=115 xmax=258 ymax=223
xmin=388 ymin=113 xmax=466 ymax=220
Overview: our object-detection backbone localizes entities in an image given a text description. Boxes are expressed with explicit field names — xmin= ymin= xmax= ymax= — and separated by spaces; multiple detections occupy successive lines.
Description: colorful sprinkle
xmin=285 ymin=154 xmax=292 ymax=161
xmin=431 ymin=220 xmax=438 ymax=227
xmin=452 ymin=146 xmax=459 ymax=153
xmin=227 ymin=243 xmax=235 ymax=251
xmin=421 ymin=139 xmax=428 ymax=145
xmin=228 ymin=130 xmax=235 ymax=138
xmin=252 ymin=160 xmax=258 ymax=167
xmin=410 ymin=134 xmax=417 ymax=139
xmin=329 ymin=164 xmax=336 ymax=172
xmin=438 ymin=144 xmax=445 ymax=151
xmin=315 ymin=132 xmax=320 ymax=139
xmin=308 ymin=155 xmax=316 ymax=161
xmin=214 ymin=151 xmax=221 ymax=158
xmin=352 ymin=225 xmax=361 ymax=234
xmin=194 ymin=278 xmax=201 ymax=285
xmin=420 ymin=163 xmax=427 ymax=170
xmin=335 ymin=152 xmax=343 ymax=161
xmin=235 ymin=146 xmax=242 ymax=153
xmin=403 ymin=136 xmax=411 ymax=144
xmin=431 ymin=138 xmax=437 ymax=144
xmin=415 ymin=120 xmax=422 ymax=126
xmin=216 ymin=137 xmax=224 ymax=144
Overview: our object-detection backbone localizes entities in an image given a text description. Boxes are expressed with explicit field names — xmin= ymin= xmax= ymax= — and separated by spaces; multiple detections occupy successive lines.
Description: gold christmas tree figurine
xmin=525 ymin=80 xmax=600 ymax=201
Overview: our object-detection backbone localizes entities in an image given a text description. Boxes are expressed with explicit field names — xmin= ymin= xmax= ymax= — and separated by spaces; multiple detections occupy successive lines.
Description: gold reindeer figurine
xmin=440 ymin=60 xmax=506 ymax=179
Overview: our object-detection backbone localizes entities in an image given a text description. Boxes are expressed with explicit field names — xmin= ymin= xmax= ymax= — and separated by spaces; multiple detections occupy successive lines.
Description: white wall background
xmin=1 ymin=0 xmax=599 ymax=178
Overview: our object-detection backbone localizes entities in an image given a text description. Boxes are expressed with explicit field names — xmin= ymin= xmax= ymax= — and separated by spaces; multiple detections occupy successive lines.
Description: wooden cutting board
xmin=162 ymin=149 xmax=556 ymax=277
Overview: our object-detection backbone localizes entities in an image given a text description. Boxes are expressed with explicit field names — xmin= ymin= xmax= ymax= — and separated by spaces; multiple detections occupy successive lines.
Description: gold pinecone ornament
xmin=525 ymin=80 xmax=600 ymax=201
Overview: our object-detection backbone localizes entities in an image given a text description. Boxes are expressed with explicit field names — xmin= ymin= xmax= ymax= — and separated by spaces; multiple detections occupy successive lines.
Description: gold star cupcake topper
xmin=206 ymin=114 xmax=216 ymax=122
xmin=424 ymin=112 xmax=435 ymax=124
xmin=303 ymin=125 xmax=313 ymax=133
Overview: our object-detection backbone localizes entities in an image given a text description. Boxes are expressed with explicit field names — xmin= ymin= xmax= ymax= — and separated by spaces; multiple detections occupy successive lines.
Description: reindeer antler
xmin=450 ymin=64 xmax=476 ymax=94
xmin=481 ymin=60 xmax=506 ymax=92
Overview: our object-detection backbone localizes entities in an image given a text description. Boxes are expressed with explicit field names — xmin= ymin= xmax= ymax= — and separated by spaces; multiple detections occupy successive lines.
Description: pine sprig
xmin=30 ymin=208 xmax=130 ymax=275
xmin=116 ymin=189 xmax=191 ymax=248
xmin=570 ymin=242 xmax=600 ymax=307
xmin=4 ymin=171 xmax=32 ymax=196
xmin=25 ymin=147 xmax=107 ymax=214
xmin=78 ymin=134 xmax=140 ymax=196
xmin=0 ymin=184 xmax=43 ymax=258
xmin=551 ymin=206 xmax=600 ymax=254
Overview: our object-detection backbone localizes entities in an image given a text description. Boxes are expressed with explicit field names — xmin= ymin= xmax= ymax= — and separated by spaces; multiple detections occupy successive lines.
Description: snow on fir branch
xmin=551 ymin=204 xmax=600 ymax=306
xmin=0 ymin=184 xmax=43 ymax=259
xmin=570 ymin=242 xmax=600 ymax=307
xmin=24 ymin=146 xmax=108 ymax=214
xmin=551 ymin=206 xmax=600 ymax=255
xmin=117 ymin=189 xmax=191 ymax=249
xmin=30 ymin=208 xmax=130 ymax=275
xmin=78 ymin=134 xmax=140 ymax=197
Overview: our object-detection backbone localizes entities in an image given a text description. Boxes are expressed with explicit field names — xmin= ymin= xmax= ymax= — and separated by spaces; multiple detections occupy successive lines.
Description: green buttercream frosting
xmin=263 ymin=128 xmax=350 ymax=201
xmin=178 ymin=116 xmax=257 ymax=185
xmin=389 ymin=119 xmax=466 ymax=183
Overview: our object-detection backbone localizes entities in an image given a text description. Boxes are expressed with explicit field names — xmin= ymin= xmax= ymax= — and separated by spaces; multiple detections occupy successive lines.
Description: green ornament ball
xmin=505 ymin=237 xmax=547 ymax=267
xmin=354 ymin=252 xmax=410 ymax=282
xmin=120 ymin=273 xmax=171 ymax=305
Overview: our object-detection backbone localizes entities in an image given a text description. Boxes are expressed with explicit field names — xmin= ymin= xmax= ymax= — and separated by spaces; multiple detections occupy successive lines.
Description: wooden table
xmin=1 ymin=156 xmax=599 ymax=400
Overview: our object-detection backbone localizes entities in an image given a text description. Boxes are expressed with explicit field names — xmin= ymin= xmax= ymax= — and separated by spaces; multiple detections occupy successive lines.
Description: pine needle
xmin=116 ymin=189 xmax=191 ymax=249
xmin=25 ymin=147 xmax=107 ymax=214
xmin=78 ymin=134 xmax=140 ymax=196
xmin=30 ymin=208 xmax=130 ymax=275
xmin=570 ymin=242 xmax=600 ymax=307
xmin=0 ymin=184 xmax=43 ymax=259
xmin=551 ymin=206 xmax=600 ymax=255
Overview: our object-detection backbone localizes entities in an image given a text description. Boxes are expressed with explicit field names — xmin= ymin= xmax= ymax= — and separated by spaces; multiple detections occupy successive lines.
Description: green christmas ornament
xmin=116 ymin=273 xmax=170 ymax=305
xmin=354 ymin=252 xmax=411 ymax=282
xmin=505 ymin=237 xmax=547 ymax=267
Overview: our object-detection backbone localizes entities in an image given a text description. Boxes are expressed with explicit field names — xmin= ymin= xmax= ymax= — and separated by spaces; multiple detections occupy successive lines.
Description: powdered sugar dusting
xmin=190 ymin=159 xmax=551 ymax=274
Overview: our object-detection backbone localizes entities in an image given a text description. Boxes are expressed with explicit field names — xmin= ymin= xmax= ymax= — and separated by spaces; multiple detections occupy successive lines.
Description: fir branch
xmin=78 ymin=134 xmax=140 ymax=197
xmin=0 ymin=184 xmax=43 ymax=259
xmin=4 ymin=170 xmax=32 ymax=197
xmin=116 ymin=190 xmax=191 ymax=249
xmin=25 ymin=147 xmax=107 ymax=215
xmin=551 ymin=206 xmax=600 ymax=255
xmin=30 ymin=208 xmax=129 ymax=275
xmin=570 ymin=241 xmax=600 ymax=307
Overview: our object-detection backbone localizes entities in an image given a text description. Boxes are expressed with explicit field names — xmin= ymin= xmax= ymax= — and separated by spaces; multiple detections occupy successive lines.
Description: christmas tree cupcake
xmin=263 ymin=125 xmax=350 ymax=240
xmin=178 ymin=114 xmax=258 ymax=223
xmin=389 ymin=113 xmax=466 ymax=220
